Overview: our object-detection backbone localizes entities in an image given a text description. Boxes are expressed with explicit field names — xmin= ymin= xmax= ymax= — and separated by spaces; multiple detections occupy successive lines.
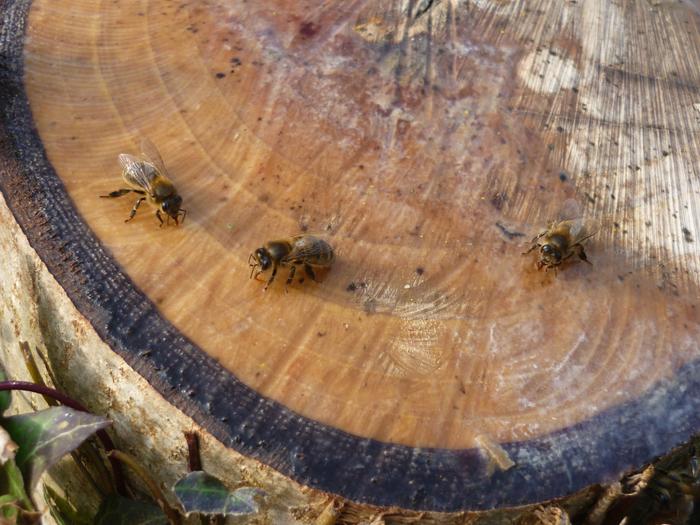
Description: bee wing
xmin=568 ymin=218 xmax=592 ymax=243
xmin=139 ymin=138 xmax=169 ymax=176
xmin=282 ymin=236 xmax=328 ymax=263
xmin=118 ymin=153 xmax=156 ymax=194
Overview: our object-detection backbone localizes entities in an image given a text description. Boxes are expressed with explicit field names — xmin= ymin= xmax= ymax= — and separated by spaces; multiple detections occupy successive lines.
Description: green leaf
xmin=0 ymin=367 xmax=10 ymax=415
xmin=94 ymin=496 xmax=167 ymax=525
xmin=2 ymin=406 xmax=110 ymax=491
xmin=44 ymin=485 xmax=92 ymax=525
xmin=173 ymin=471 xmax=264 ymax=516
xmin=0 ymin=494 xmax=19 ymax=522
xmin=0 ymin=459 xmax=32 ymax=510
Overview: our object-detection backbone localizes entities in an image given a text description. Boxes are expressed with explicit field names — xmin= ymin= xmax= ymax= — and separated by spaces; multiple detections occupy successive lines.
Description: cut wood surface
xmin=1 ymin=0 xmax=700 ymax=513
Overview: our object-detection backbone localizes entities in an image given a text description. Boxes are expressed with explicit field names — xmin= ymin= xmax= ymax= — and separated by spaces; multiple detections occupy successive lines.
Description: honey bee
xmin=521 ymin=199 xmax=600 ymax=271
xmin=100 ymin=138 xmax=186 ymax=226
xmin=249 ymin=235 xmax=335 ymax=291
xmin=611 ymin=445 xmax=700 ymax=525
xmin=523 ymin=218 xmax=596 ymax=271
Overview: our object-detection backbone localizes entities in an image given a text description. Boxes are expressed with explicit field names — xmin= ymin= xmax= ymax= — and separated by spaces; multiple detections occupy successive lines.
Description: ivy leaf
xmin=173 ymin=471 xmax=264 ymax=516
xmin=2 ymin=406 xmax=110 ymax=491
xmin=0 ymin=494 xmax=20 ymax=523
xmin=94 ymin=496 xmax=167 ymax=525
xmin=0 ymin=459 xmax=32 ymax=510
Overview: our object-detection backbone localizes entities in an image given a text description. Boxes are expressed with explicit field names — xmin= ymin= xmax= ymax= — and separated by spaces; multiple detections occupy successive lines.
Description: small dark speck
xmin=547 ymin=143 xmax=555 ymax=151
xmin=456 ymin=376 xmax=466 ymax=394
xmin=617 ymin=275 xmax=624 ymax=282
xmin=416 ymin=267 xmax=425 ymax=275
xmin=662 ymin=150 xmax=670 ymax=157
xmin=490 ymin=191 xmax=507 ymax=210
xmin=572 ymin=86 xmax=579 ymax=93
xmin=317 ymin=331 xmax=326 ymax=337
xmin=298 ymin=277 xmax=305 ymax=284
xmin=300 ymin=224 xmax=309 ymax=232
xmin=299 ymin=21 xmax=318 ymax=38
xmin=559 ymin=172 xmax=568 ymax=182
xmin=346 ymin=282 xmax=357 ymax=292
xmin=682 ymin=227 xmax=694 ymax=242
xmin=556 ymin=126 xmax=564 ymax=132
xmin=230 ymin=57 xmax=242 ymax=66
xmin=215 ymin=72 xmax=226 ymax=79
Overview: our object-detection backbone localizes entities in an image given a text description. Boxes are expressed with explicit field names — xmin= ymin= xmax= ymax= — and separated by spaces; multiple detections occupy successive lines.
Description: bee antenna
xmin=248 ymin=253 xmax=259 ymax=279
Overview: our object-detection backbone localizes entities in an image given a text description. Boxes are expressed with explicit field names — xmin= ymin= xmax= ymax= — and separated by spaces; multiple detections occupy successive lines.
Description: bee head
xmin=249 ymin=248 xmax=272 ymax=279
xmin=161 ymin=195 xmax=184 ymax=223
xmin=540 ymin=243 xmax=562 ymax=266
xmin=254 ymin=248 xmax=272 ymax=271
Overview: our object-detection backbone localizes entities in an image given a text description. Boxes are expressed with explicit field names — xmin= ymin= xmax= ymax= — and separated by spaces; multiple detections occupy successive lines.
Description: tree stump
xmin=1 ymin=0 xmax=700 ymax=520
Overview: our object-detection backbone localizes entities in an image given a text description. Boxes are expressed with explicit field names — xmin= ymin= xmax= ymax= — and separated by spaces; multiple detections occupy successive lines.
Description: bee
xmin=611 ymin=446 xmax=700 ymax=525
xmin=100 ymin=138 xmax=186 ymax=226
xmin=249 ymin=235 xmax=335 ymax=291
xmin=521 ymin=199 xmax=600 ymax=271
xmin=523 ymin=218 xmax=596 ymax=271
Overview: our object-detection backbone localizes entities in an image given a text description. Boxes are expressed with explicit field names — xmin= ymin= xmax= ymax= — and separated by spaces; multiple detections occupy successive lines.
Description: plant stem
xmin=108 ymin=450 xmax=182 ymax=525
xmin=0 ymin=381 xmax=127 ymax=496
xmin=184 ymin=431 xmax=202 ymax=472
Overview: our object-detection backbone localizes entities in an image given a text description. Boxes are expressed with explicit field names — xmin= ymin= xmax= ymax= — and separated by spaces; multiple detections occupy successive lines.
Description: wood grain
xmin=1 ymin=0 xmax=700 ymax=512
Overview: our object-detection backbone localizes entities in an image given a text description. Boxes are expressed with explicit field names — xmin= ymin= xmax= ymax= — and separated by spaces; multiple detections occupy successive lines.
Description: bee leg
xmin=285 ymin=265 xmax=297 ymax=293
xmin=125 ymin=197 xmax=146 ymax=222
xmin=304 ymin=264 xmax=317 ymax=282
xmin=156 ymin=210 xmax=164 ymax=227
xmin=574 ymin=244 xmax=592 ymax=264
xmin=264 ymin=265 xmax=278 ymax=291
xmin=522 ymin=243 xmax=538 ymax=255
xmin=101 ymin=188 xmax=137 ymax=198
